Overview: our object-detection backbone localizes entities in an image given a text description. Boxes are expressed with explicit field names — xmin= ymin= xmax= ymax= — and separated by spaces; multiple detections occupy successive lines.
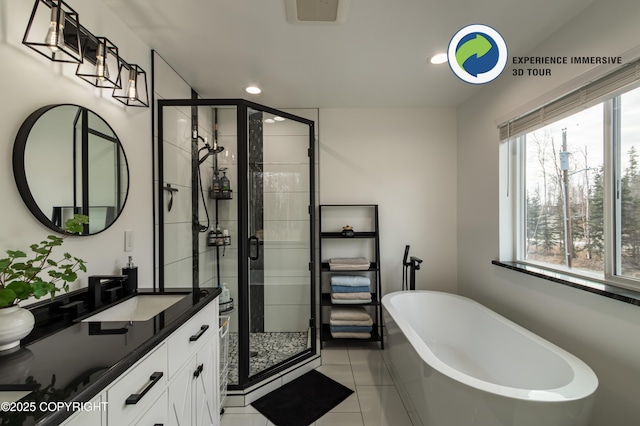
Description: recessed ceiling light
xmin=273 ymin=116 xmax=285 ymax=122
xmin=245 ymin=85 xmax=261 ymax=94
xmin=429 ymin=52 xmax=448 ymax=65
xmin=264 ymin=118 xmax=275 ymax=124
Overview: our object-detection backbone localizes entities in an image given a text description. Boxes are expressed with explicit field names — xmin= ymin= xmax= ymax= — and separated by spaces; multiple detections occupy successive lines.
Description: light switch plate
xmin=124 ymin=230 xmax=134 ymax=252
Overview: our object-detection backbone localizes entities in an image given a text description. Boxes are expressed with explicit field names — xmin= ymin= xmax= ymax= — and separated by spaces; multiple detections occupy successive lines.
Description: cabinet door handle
xmin=125 ymin=371 xmax=163 ymax=405
xmin=189 ymin=324 xmax=210 ymax=342
xmin=193 ymin=363 xmax=204 ymax=378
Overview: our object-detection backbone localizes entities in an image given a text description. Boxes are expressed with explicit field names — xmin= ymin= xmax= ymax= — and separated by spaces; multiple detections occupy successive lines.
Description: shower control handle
xmin=249 ymin=235 xmax=260 ymax=260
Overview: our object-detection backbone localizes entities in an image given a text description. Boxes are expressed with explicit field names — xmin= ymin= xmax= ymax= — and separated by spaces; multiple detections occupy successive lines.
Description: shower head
xmin=198 ymin=136 xmax=224 ymax=153
xmin=197 ymin=136 xmax=225 ymax=165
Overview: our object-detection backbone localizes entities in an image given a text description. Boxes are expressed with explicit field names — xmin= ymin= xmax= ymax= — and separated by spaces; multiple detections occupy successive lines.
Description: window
xmin=502 ymin=60 xmax=640 ymax=292
xmin=618 ymin=87 xmax=640 ymax=280
xmin=522 ymin=104 xmax=604 ymax=277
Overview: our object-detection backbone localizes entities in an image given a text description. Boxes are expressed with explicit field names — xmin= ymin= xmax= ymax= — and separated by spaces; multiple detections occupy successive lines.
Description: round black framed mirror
xmin=13 ymin=105 xmax=129 ymax=235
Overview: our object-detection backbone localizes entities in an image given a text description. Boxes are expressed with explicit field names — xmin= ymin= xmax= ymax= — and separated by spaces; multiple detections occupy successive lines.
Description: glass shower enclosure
xmin=157 ymin=99 xmax=316 ymax=392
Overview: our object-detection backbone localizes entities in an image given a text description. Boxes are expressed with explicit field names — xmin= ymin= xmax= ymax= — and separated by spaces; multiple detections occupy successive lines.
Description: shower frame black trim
xmin=157 ymin=100 xmax=165 ymax=291
xmin=156 ymin=98 xmax=317 ymax=391
xmin=191 ymin=89 xmax=200 ymax=290
xmin=237 ymin=104 xmax=250 ymax=386
xmin=151 ymin=50 xmax=157 ymax=291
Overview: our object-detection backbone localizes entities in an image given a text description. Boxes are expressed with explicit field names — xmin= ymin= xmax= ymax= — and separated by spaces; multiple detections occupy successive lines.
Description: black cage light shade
xmin=22 ymin=0 xmax=83 ymax=64
xmin=76 ymin=31 xmax=121 ymax=88
xmin=113 ymin=62 xmax=149 ymax=107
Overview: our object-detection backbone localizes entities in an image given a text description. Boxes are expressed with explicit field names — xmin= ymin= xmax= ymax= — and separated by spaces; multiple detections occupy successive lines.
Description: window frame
xmin=508 ymin=83 xmax=640 ymax=293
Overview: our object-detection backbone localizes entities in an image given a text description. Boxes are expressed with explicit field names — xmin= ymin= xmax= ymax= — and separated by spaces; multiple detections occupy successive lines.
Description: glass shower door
xmin=246 ymin=106 xmax=314 ymax=379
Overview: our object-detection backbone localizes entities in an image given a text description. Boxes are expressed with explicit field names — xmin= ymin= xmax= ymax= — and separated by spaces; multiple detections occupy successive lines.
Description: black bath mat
xmin=252 ymin=369 xmax=353 ymax=426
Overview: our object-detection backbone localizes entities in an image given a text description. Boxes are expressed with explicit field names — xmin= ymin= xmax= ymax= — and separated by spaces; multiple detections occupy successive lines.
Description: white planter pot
xmin=0 ymin=306 xmax=35 ymax=352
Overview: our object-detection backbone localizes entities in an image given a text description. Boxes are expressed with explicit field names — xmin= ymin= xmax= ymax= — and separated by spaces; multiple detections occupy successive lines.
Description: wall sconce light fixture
xmin=113 ymin=62 xmax=149 ymax=108
xmin=76 ymin=31 xmax=122 ymax=88
xmin=23 ymin=0 xmax=149 ymax=107
xmin=23 ymin=0 xmax=83 ymax=63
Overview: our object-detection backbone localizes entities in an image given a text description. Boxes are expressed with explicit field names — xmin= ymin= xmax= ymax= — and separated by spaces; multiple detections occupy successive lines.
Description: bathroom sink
xmin=81 ymin=294 xmax=186 ymax=322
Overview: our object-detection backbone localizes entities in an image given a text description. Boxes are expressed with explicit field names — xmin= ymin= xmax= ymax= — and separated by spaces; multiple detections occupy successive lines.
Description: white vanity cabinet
xmin=167 ymin=300 xmax=220 ymax=426
xmin=107 ymin=342 xmax=169 ymax=425
xmin=60 ymin=394 xmax=105 ymax=426
xmin=134 ymin=390 xmax=169 ymax=425
xmin=62 ymin=298 xmax=219 ymax=426
xmin=193 ymin=338 xmax=218 ymax=426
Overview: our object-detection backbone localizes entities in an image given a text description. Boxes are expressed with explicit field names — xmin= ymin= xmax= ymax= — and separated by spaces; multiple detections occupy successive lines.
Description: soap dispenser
xmin=220 ymin=170 xmax=231 ymax=194
xmin=122 ymin=256 xmax=138 ymax=295
xmin=221 ymin=283 xmax=230 ymax=303
xmin=212 ymin=170 xmax=221 ymax=195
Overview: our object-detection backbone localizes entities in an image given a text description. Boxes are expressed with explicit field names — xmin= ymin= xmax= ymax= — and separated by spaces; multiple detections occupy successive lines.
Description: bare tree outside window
xmin=524 ymin=104 xmax=604 ymax=276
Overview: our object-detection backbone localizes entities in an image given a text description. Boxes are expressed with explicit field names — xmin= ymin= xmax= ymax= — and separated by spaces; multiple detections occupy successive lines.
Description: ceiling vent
xmin=285 ymin=0 xmax=351 ymax=24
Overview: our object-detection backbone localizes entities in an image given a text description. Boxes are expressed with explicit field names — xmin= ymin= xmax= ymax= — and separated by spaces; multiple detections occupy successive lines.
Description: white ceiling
xmin=103 ymin=0 xmax=597 ymax=108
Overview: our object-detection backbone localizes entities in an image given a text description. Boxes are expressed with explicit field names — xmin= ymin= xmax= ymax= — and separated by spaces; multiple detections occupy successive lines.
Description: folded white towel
xmin=331 ymin=331 xmax=371 ymax=339
xmin=329 ymin=263 xmax=370 ymax=271
xmin=330 ymin=307 xmax=370 ymax=321
xmin=330 ymin=318 xmax=373 ymax=327
xmin=329 ymin=257 xmax=369 ymax=265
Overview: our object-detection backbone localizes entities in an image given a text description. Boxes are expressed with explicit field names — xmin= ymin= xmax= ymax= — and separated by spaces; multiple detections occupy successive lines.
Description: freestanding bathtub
xmin=382 ymin=291 xmax=598 ymax=426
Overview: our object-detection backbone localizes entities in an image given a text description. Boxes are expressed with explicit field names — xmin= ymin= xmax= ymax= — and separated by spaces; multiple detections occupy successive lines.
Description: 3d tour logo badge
xmin=448 ymin=24 xmax=507 ymax=84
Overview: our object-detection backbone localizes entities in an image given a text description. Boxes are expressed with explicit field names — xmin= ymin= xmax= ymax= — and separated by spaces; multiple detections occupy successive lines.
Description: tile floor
xmin=221 ymin=341 xmax=414 ymax=426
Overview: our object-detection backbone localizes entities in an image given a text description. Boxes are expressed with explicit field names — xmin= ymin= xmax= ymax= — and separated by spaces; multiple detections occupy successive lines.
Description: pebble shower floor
xmin=227 ymin=332 xmax=309 ymax=384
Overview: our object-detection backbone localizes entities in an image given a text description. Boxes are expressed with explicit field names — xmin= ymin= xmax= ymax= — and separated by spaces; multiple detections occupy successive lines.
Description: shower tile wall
xmin=153 ymin=53 xmax=195 ymax=288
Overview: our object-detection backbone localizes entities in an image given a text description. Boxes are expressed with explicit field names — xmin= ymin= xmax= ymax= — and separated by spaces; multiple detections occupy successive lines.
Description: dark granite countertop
xmin=493 ymin=260 xmax=640 ymax=306
xmin=0 ymin=287 xmax=221 ymax=426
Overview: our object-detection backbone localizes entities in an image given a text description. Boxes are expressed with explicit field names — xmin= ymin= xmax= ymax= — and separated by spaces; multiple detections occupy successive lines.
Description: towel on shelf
xmin=330 ymin=325 xmax=373 ymax=333
xmin=329 ymin=263 xmax=370 ymax=271
xmin=330 ymin=318 xmax=373 ymax=327
xmin=329 ymin=257 xmax=369 ymax=265
xmin=329 ymin=257 xmax=370 ymax=271
xmin=330 ymin=331 xmax=371 ymax=339
xmin=331 ymin=285 xmax=370 ymax=293
xmin=330 ymin=275 xmax=371 ymax=287
xmin=331 ymin=292 xmax=371 ymax=300
xmin=330 ymin=307 xmax=371 ymax=322
xmin=331 ymin=297 xmax=372 ymax=304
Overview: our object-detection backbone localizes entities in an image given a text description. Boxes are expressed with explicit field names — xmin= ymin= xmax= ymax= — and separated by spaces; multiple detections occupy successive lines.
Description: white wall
xmin=0 ymin=0 xmax=153 ymax=297
xmin=457 ymin=0 xmax=640 ymax=424
xmin=319 ymin=108 xmax=458 ymax=296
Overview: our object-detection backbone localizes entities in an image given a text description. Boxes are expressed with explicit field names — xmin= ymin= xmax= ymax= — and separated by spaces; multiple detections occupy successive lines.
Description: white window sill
xmin=492 ymin=260 xmax=640 ymax=307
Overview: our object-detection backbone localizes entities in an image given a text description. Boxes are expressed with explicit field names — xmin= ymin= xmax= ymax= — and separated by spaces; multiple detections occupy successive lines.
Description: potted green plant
xmin=0 ymin=215 xmax=88 ymax=351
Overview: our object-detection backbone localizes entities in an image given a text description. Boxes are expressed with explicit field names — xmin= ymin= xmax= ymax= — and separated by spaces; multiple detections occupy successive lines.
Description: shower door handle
xmin=249 ymin=235 xmax=260 ymax=260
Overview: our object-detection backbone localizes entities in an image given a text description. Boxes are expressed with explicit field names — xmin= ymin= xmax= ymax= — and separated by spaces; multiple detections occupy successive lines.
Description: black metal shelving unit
xmin=319 ymin=204 xmax=383 ymax=349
